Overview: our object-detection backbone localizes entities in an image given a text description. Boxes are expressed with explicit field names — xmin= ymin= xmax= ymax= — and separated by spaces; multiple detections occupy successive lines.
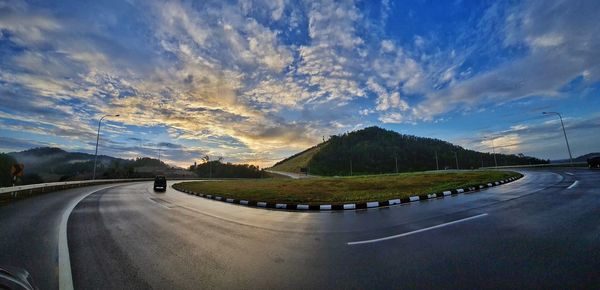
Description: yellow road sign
xmin=10 ymin=164 xmax=24 ymax=177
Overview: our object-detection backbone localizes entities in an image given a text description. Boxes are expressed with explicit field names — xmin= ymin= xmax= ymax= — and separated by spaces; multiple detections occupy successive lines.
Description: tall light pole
xmin=484 ymin=136 xmax=498 ymax=168
xmin=543 ymin=112 xmax=573 ymax=166
xmin=454 ymin=151 xmax=459 ymax=170
xmin=93 ymin=114 xmax=120 ymax=180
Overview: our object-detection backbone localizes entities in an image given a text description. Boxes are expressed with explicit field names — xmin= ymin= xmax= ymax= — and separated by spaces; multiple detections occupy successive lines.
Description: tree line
xmin=189 ymin=159 xmax=266 ymax=178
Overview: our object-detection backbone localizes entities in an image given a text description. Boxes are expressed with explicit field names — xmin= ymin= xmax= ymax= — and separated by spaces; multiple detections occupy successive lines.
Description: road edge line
xmin=567 ymin=180 xmax=579 ymax=189
xmin=58 ymin=184 xmax=121 ymax=290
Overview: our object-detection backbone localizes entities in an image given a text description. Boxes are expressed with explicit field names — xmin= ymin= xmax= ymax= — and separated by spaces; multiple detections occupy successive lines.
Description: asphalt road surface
xmin=1 ymin=168 xmax=599 ymax=289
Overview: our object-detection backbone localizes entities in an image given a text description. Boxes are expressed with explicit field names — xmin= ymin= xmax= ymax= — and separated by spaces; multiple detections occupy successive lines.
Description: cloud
xmin=366 ymin=78 xmax=409 ymax=112
xmin=458 ymin=114 xmax=600 ymax=159
xmin=0 ymin=0 xmax=598 ymax=166
xmin=414 ymin=0 xmax=600 ymax=121
xmin=0 ymin=0 xmax=61 ymax=46
xmin=0 ymin=136 xmax=53 ymax=152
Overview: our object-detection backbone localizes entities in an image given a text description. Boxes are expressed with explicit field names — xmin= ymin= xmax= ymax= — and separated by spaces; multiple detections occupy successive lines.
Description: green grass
xmin=175 ymin=170 xmax=519 ymax=205
xmin=269 ymin=144 xmax=323 ymax=173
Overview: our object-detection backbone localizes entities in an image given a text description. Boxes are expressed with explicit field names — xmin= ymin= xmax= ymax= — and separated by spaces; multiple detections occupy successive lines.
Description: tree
xmin=0 ymin=153 xmax=17 ymax=187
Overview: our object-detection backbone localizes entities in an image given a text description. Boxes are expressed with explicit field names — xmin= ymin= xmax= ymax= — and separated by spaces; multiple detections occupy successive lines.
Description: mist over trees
xmin=4 ymin=148 xmax=175 ymax=183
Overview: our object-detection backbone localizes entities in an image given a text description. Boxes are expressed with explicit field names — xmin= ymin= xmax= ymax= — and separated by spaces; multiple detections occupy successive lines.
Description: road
xmin=0 ymin=168 xmax=599 ymax=289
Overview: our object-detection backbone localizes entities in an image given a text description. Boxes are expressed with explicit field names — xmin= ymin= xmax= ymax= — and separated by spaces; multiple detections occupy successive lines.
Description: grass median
xmin=174 ymin=170 xmax=519 ymax=205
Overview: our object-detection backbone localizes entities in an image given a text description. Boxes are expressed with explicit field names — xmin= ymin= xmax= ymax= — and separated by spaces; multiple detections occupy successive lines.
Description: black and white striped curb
xmin=171 ymin=174 xmax=524 ymax=211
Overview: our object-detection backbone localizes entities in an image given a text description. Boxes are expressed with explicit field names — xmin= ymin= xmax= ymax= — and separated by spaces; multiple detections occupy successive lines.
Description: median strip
xmin=172 ymin=172 xmax=523 ymax=211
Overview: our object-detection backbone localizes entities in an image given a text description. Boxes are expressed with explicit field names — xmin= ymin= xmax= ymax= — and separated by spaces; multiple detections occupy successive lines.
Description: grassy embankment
xmin=175 ymin=170 xmax=519 ymax=205
xmin=269 ymin=144 xmax=322 ymax=173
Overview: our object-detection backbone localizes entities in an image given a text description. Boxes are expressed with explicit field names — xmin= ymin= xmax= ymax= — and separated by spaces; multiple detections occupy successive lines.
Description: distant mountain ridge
xmin=271 ymin=126 xmax=548 ymax=176
xmin=552 ymin=152 xmax=600 ymax=163
xmin=7 ymin=147 xmax=173 ymax=182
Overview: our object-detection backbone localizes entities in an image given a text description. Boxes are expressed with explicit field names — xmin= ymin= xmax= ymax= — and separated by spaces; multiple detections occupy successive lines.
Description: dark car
xmin=588 ymin=157 xmax=600 ymax=169
xmin=153 ymin=175 xmax=167 ymax=191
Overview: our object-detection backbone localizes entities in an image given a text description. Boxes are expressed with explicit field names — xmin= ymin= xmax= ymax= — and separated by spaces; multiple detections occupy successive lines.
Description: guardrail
xmin=0 ymin=178 xmax=154 ymax=206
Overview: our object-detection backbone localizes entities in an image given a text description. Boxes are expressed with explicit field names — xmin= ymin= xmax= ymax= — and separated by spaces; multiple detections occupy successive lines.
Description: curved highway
xmin=1 ymin=168 xmax=599 ymax=289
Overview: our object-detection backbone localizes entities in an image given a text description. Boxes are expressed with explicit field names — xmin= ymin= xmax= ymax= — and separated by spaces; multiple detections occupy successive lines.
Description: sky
xmin=0 ymin=0 xmax=599 ymax=168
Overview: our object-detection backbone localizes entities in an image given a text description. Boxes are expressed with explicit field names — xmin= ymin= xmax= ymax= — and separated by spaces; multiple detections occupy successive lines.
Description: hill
xmin=552 ymin=152 xmax=600 ymax=163
xmin=6 ymin=147 xmax=174 ymax=183
xmin=2 ymin=147 xmax=275 ymax=186
xmin=271 ymin=126 xmax=548 ymax=176
xmin=270 ymin=144 xmax=324 ymax=173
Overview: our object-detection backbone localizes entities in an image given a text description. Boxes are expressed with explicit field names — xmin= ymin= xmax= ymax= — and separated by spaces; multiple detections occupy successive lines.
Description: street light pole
xmin=491 ymin=138 xmax=497 ymax=168
xmin=454 ymin=151 xmax=459 ymax=170
xmin=543 ymin=112 xmax=573 ymax=166
xmin=484 ymin=136 xmax=498 ymax=168
xmin=93 ymin=114 xmax=120 ymax=180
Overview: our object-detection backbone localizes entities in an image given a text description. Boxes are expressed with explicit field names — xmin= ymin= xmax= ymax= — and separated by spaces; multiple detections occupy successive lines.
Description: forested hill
xmin=3 ymin=147 xmax=173 ymax=184
xmin=274 ymin=126 xmax=548 ymax=176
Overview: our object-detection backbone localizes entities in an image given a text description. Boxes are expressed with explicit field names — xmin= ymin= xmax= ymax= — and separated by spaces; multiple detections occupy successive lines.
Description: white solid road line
xmin=565 ymin=172 xmax=574 ymax=176
xmin=567 ymin=180 xmax=579 ymax=189
xmin=347 ymin=213 xmax=489 ymax=246
xmin=59 ymin=185 xmax=121 ymax=290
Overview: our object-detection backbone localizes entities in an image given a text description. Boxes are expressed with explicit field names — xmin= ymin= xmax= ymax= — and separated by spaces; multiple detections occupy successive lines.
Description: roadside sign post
xmin=9 ymin=164 xmax=24 ymax=196
xmin=10 ymin=163 xmax=24 ymax=187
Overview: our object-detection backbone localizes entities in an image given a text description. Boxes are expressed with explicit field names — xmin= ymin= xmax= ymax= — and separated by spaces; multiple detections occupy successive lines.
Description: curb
xmin=172 ymin=174 xmax=524 ymax=211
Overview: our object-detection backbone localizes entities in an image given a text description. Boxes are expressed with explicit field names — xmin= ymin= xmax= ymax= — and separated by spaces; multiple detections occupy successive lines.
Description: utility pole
xmin=454 ymin=151 xmax=459 ymax=170
xmin=350 ymin=159 xmax=353 ymax=176
xmin=492 ymin=139 xmax=498 ymax=168
xmin=543 ymin=112 xmax=574 ymax=166
xmin=394 ymin=154 xmax=398 ymax=174
xmin=139 ymin=137 xmax=143 ymax=159
xmin=435 ymin=151 xmax=439 ymax=171
xmin=484 ymin=136 xmax=498 ymax=168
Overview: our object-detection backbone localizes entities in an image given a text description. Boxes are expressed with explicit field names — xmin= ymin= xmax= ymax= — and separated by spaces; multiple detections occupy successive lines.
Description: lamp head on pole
xmin=542 ymin=111 xmax=559 ymax=116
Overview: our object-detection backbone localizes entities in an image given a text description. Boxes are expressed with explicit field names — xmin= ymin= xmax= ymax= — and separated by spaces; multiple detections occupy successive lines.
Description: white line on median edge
xmin=59 ymin=185 xmax=119 ymax=290
xmin=567 ymin=180 xmax=579 ymax=189
xmin=347 ymin=213 xmax=488 ymax=245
